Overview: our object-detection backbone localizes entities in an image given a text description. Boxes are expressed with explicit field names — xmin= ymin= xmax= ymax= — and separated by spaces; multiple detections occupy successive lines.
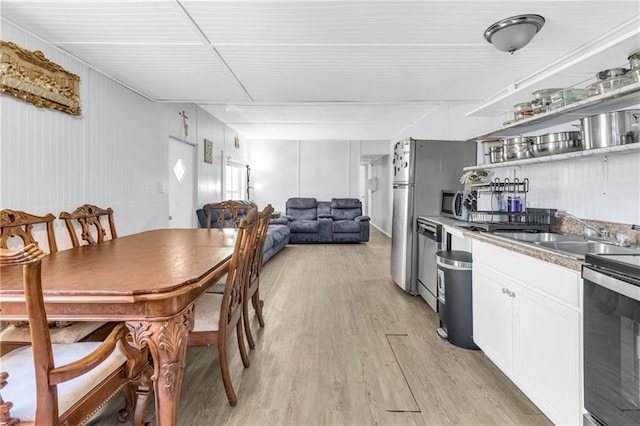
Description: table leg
xmin=126 ymin=305 xmax=194 ymax=426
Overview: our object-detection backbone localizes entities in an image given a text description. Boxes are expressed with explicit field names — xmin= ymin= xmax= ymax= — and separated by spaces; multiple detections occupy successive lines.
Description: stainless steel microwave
xmin=440 ymin=190 xmax=468 ymax=221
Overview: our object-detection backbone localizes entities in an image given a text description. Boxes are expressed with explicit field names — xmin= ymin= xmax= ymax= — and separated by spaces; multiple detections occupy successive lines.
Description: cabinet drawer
xmin=472 ymin=240 xmax=581 ymax=308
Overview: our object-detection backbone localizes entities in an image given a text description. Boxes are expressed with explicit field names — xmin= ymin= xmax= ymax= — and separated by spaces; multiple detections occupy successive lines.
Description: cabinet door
xmin=473 ymin=263 xmax=514 ymax=376
xmin=513 ymin=285 xmax=581 ymax=426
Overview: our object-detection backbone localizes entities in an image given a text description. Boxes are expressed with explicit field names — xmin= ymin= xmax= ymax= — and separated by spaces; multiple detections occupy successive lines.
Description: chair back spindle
xmin=59 ymin=204 xmax=117 ymax=248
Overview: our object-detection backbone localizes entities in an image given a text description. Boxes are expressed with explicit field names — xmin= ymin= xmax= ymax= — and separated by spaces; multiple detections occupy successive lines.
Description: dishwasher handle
xmin=417 ymin=222 xmax=439 ymax=242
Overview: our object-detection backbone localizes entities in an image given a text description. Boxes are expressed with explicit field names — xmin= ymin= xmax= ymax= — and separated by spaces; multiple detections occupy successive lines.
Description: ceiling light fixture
xmin=484 ymin=14 xmax=545 ymax=54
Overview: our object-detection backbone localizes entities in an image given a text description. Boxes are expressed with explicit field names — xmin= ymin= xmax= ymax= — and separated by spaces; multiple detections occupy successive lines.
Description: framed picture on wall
xmin=204 ymin=139 xmax=213 ymax=164
xmin=234 ymin=135 xmax=240 ymax=149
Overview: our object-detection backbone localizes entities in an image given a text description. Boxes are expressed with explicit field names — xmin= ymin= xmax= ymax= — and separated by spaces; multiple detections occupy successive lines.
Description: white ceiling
xmin=1 ymin=1 xmax=639 ymax=140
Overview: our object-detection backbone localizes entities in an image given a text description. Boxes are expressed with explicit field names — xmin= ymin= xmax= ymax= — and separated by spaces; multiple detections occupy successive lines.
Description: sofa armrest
xmin=318 ymin=214 xmax=333 ymax=219
xmin=270 ymin=217 xmax=290 ymax=226
xmin=355 ymin=215 xmax=370 ymax=222
xmin=281 ymin=215 xmax=295 ymax=222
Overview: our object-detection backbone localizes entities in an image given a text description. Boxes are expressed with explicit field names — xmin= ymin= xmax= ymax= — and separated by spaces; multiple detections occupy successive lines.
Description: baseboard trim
xmin=371 ymin=223 xmax=391 ymax=238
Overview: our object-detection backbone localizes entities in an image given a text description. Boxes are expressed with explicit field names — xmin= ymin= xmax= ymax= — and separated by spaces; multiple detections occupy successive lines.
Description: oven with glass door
xmin=582 ymin=252 xmax=640 ymax=426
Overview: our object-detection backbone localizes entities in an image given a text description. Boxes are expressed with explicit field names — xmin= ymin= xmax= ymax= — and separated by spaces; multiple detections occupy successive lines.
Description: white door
xmin=168 ymin=138 xmax=195 ymax=228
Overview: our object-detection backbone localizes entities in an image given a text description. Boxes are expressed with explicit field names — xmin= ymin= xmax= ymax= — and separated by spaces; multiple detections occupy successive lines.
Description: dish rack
xmin=465 ymin=178 xmax=557 ymax=232
xmin=466 ymin=208 xmax=558 ymax=232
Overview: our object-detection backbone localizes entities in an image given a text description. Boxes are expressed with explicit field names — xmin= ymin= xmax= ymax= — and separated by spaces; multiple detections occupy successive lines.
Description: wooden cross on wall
xmin=179 ymin=110 xmax=189 ymax=137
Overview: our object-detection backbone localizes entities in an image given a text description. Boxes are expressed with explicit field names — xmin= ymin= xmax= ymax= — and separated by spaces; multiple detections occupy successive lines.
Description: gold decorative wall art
xmin=0 ymin=40 xmax=81 ymax=116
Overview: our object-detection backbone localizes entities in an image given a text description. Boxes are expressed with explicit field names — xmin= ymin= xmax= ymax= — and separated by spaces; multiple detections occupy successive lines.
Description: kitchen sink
xmin=532 ymin=241 xmax=640 ymax=258
xmin=487 ymin=230 xmax=640 ymax=259
xmin=490 ymin=231 xmax=585 ymax=243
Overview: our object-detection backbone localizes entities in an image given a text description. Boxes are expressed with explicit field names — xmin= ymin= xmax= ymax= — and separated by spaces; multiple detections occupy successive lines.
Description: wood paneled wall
xmin=490 ymin=152 xmax=640 ymax=224
xmin=1 ymin=22 xmax=245 ymax=249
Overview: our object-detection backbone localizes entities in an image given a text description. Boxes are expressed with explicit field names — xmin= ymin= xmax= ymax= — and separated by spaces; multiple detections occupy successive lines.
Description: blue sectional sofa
xmin=196 ymin=200 xmax=290 ymax=264
xmin=283 ymin=198 xmax=369 ymax=243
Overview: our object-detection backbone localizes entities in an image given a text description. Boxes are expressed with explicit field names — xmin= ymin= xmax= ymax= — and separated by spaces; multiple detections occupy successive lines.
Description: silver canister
xmin=580 ymin=110 xmax=640 ymax=149
xmin=531 ymin=131 xmax=582 ymax=157
xmin=503 ymin=136 xmax=533 ymax=160
xmin=480 ymin=138 xmax=502 ymax=164
xmin=488 ymin=145 xmax=505 ymax=163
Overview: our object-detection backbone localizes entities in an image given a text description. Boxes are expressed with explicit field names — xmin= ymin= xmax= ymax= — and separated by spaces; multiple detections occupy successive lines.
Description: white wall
xmin=0 ymin=23 xmax=168 ymax=249
xmin=489 ymin=153 xmax=640 ymax=224
xmin=247 ymin=139 xmax=365 ymax=213
xmin=299 ymin=140 xmax=351 ymax=200
xmin=0 ymin=22 xmax=241 ymax=248
xmin=369 ymin=155 xmax=392 ymax=236
xmin=359 ymin=139 xmax=393 ymax=235
xmin=190 ymin=105 xmax=248 ymax=209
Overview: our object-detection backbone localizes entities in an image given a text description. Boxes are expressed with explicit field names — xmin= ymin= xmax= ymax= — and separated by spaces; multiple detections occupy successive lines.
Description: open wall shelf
xmin=463 ymin=142 xmax=640 ymax=171
xmin=469 ymin=82 xmax=640 ymax=141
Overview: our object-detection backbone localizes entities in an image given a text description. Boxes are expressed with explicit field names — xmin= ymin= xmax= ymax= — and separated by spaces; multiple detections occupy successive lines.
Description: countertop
xmin=422 ymin=215 xmax=584 ymax=272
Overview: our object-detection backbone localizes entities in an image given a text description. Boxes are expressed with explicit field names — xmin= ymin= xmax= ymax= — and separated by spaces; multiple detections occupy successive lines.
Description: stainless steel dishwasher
xmin=416 ymin=217 xmax=443 ymax=311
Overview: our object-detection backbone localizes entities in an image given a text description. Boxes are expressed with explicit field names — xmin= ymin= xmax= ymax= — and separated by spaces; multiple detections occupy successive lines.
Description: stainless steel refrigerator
xmin=390 ymin=138 xmax=476 ymax=294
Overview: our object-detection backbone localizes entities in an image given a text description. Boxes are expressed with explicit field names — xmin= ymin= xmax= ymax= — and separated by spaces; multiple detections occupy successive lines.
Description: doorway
xmin=168 ymin=137 xmax=196 ymax=228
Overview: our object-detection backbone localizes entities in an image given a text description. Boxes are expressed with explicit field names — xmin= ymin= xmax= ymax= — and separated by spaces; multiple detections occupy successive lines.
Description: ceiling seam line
xmin=156 ymin=100 xmax=483 ymax=105
xmin=174 ymin=0 xmax=254 ymax=102
xmin=0 ymin=17 xmax=157 ymax=103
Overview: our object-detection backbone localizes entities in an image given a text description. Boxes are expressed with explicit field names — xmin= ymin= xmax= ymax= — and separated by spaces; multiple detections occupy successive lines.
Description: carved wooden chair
xmin=0 ymin=209 xmax=58 ymax=254
xmin=203 ymin=202 xmax=273 ymax=349
xmin=203 ymin=200 xmax=254 ymax=229
xmin=0 ymin=244 xmax=152 ymax=425
xmin=243 ymin=204 xmax=274 ymax=349
xmin=59 ymin=204 xmax=117 ymax=248
xmin=188 ymin=207 xmax=259 ymax=406
xmin=0 ymin=209 xmax=106 ymax=355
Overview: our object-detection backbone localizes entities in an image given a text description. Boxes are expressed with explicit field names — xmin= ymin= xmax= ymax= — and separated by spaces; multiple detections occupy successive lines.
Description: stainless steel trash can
xmin=436 ymin=250 xmax=479 ymax=350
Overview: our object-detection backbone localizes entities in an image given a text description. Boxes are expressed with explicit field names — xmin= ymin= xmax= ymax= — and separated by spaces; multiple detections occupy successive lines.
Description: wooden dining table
xmin=0 ymin=228 xmax=237 ymax=426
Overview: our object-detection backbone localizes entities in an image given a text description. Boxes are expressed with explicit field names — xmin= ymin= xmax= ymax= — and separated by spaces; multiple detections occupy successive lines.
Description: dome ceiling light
xmin=484 ymin=14 xmax=545 ymax=54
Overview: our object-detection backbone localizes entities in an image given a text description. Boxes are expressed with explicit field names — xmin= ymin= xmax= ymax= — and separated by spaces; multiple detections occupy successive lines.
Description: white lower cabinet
xmin=472 ymin=240 xmax=582 ymax=426
xmin=473 ymin=263 xmax=514 ymax=374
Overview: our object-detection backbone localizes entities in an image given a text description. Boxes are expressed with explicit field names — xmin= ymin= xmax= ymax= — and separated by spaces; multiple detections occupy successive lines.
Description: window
xmin=224 ymin=159 xmax=248 ymax=200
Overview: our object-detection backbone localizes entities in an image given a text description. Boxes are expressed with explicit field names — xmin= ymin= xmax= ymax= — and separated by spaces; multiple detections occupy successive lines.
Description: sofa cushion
xmin=288 ymin=208 xmax=317 ymax=220
xmin=333 ymin=220 xmax=361 ymax=233
xmin=332 ymin=208 xmax=360 ymax=221
xmin=267 ymin=224 xmax=290 ymax=245
xmin=330 ymin=198 xmax=362 ymax=220
xmin=287 ymin=198 xmax=317 ymax=209
xmin=331 ymin=198 xmax=361 ymax=209
xmin=290 ymin=220 xmax=319 ymax=233
xmin=286 ymin=198 xmax=318 ymax=220
xmin=270 ymin=217 xmax=289 ymax=226
xmin=263 ymin=223 xmax=290 ymax=263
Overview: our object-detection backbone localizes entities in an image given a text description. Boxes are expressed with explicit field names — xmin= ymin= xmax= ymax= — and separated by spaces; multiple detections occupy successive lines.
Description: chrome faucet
xmin=556 ymin=211 xmax=609 ymax=239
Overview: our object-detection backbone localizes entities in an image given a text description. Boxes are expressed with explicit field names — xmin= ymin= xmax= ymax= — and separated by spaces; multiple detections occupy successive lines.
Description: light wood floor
xmin=90 ymin=228 xmax=551 ymax=425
